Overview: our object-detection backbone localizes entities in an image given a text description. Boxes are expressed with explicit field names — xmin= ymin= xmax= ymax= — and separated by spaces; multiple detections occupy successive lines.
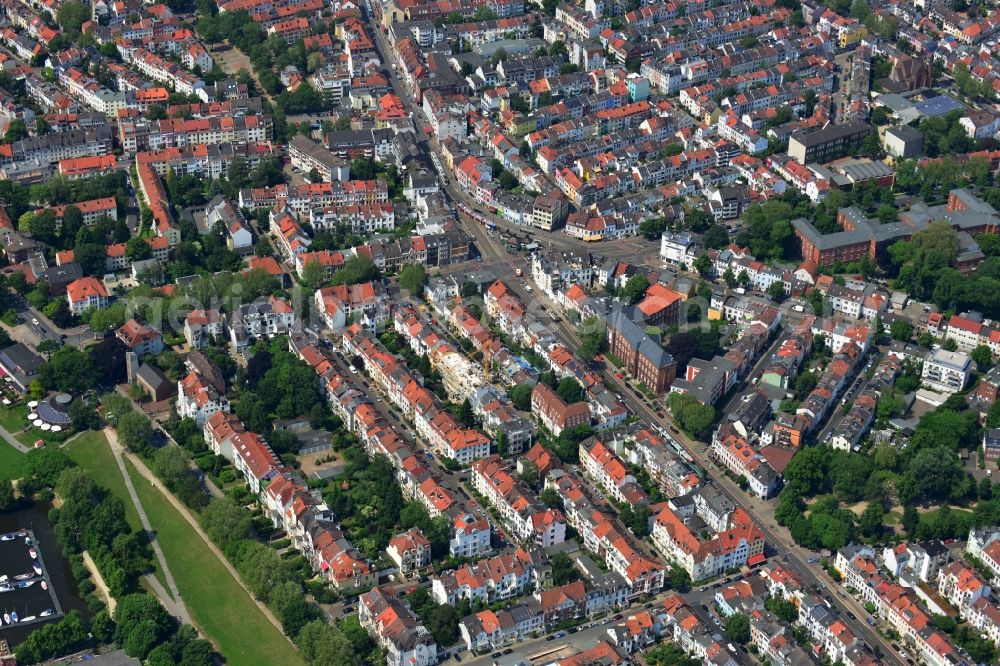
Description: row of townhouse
xmin=35 ymin=196 xmax=118 ymax=227
xmin=239 ymin=180 xmax=389 ymax=215
xmin=942 ymin=313 xmax=1000 ymax=356
xmin=342 ymin=324 xmax=493 ymax=466
xmin=651 ymin=499 xmax=765 ymax=581
xmin=660 ymin=594 xmax=740 ymax=665
xmin=119 ymin=115 xmax=269 ymax=154
xmin=176 ymin=357 xmax=231 ymax=426
xmin=579 ymin=437 xmax=649 ymax=507
xmin=136 ymin=143 xmax=274 ymax=180
xmin=309 ymin=202 xmax=396 ymax=235
xmin=290 ymin=335 xmax=495 ymax=564
xmin=459 ymin=579 xmax=617 ymax=653
xmin=314 ymin=282 xmax=390 ymax=331
xmin=100 ymin=236 xmax=170 ymax=274
xmin=293 ymin=228 xmax=471 ymax=281
xmin=597 ymin=424 xmax=702 ymax=498
xmin=182 ymin=296 xmax=296 ymax=352
xmin=264 ymin=466 xmax=375 ymax=591
xmin=136 ymin=162 xmax=181 ymax=246
xmin=359 ymin=589 xmax=438 ymax=666
xmin=119 ymin=47 xmax=208 ymax=101
xmin=390 ymin=304 xmax=484 ymax=400
xmin=57 ymin=67 xmax=161 ymax=116
xmin=270 ymin=208 xmax=311 ymax=259
xmin=711 ymin=423 xmax=781 ymax=499
xmin=760 ymin=317 xmax=814 ymax=391
xmin=0 ymin=126 xmax=113 ymax=169
xmin=431 ymin=547 xmax=545 ymax=605
xmin=770 ymin=321 xmax=870 ymax=448
xmin=815 ymin=276 xmax=889 ymax=322
xmin=471 ymin=455 xmax=566 ymax=548
xmin=546 ymin=468 xmax=665 ymax=599
xmin=834 ymin=546 xmax=970 ymax=665
xmin=712 ymin=247 xmax=794 ymax=296
xmin=829 ymin=356 xmax=900 ymax=453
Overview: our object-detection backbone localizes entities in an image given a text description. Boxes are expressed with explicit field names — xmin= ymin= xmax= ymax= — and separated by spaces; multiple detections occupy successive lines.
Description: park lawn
xmin=124 ymin=459 xmax=304 ymax=666
xmin=0 ymin=439 xmax=24 ymax=481
xmin=0 ymin=403 xmax=26 ymax=434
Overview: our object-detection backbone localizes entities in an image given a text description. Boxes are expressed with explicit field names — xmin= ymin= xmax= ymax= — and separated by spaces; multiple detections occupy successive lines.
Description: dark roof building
xmin=0 ymin=343 xmax=44 ymax=392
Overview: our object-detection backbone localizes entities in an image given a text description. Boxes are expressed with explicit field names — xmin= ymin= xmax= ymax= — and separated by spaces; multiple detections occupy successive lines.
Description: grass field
xmin=0 ymin=439 xmax=24 ymax=481
xmin=123 ymin=459 xmax=303 ymax=666
xmin=0 ymin=403 xmax=26 ymax=433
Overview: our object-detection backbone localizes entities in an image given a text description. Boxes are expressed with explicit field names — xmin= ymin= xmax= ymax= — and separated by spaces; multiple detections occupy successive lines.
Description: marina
xmin=0 ymin=503 xmax=88 ymax=647
xmin=0 ymin=528 xmax=62 ymax=631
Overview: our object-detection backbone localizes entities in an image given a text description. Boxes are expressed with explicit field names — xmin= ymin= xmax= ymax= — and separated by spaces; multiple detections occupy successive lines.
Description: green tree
xmin=200 ymin=496 xmax=252 ymax=551
xmin=703 ymin=224 xmax=728 ymax=249
xmin=859 ymin=501 xmax=884 ymax=537
xmin=114 ymin=594 xmax=175 ymax=658
xmin=329 ymin=254 xmax=379 ymax=286
xmin=902 ymin=504 xmax=919 ymax=535
xmin=639 ymin=217 xmax=668 ymax=240
xmin=0 ymin=477 xmax=14 ymax=511
xmin=125 ymin=236 xmax=153 ymax=262
xmin=540 ymin=487 xmax=561 ymax=508
xmin=57 ymin=0 xmax=90 ymax=36
xmin=693 ymin=254 xmax=712 ymax=276
xmin=666 ymin=392 xmax=716 ymax=440
xmin=297 ymin=620 xmax=358 ymax=666
xmin=551 ymin=552 xmax=580 ymax=586
xmin=890 ymin=319 xmax=913 ymax=341
xmin=555 ymin=377 xmax=584 ymax=404
xmin=973 ymin=344 xmax=993 ymax=368
xmin=620 ymin=274 xmax=649 ymax=304
xmin=4 ymin=119 xmax=27 ymax=143
xmin=510 ymin=383 xmax=533 ymax=411
xmin=40 ymin=346 xmax=95 ymax=392
xmin=578 ymin=316 xmax=605 ymax=359
xmin=399 ymin=264 xmax=427 ymax=295
xmin=117 ymin=411 xmax=154 ymax=454
xmin=724 ymin=613 xmax=751 ymax=644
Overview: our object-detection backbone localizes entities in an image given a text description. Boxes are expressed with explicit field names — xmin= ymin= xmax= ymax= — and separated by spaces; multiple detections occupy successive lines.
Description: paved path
xmin=120 ymin=439 xmax=295 ymax=645
xmin=0 ymin=422 xmax=30 ymax=453
xmin=104 ymin=427 xmax=192 ymax=626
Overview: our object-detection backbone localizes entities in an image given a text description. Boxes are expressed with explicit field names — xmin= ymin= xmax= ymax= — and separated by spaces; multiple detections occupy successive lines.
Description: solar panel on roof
xmin=914 ymin=95 xmax=965 ymax=117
